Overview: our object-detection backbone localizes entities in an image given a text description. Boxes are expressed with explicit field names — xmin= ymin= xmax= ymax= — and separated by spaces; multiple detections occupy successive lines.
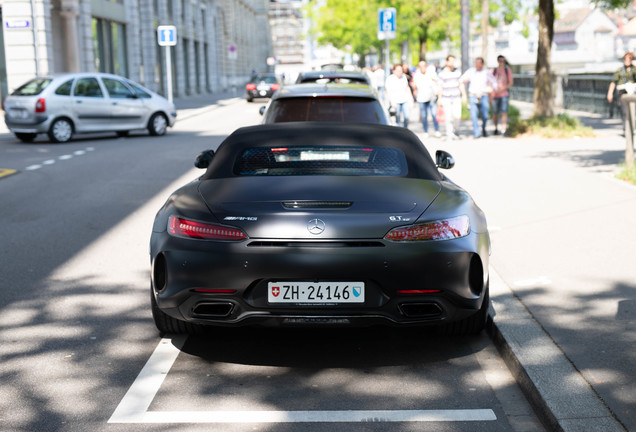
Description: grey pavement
xmin=411 ymin=103 xmax=632 ymax=432
xmin=2 ymin=93 xmax=632 ymax=432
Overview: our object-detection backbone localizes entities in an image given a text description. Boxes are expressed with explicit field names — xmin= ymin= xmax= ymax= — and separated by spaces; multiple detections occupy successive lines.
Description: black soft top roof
xmin=202 ymin=122 xmax=442 ymax=181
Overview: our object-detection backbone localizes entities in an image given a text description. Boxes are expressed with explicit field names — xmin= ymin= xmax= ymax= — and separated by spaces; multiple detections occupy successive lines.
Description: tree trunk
xmin=533 ymin=0 xmax=554 ymax=117
xmin=481 ymin=0 xmax=489 ymax=60
xmin=419 ymin=33 xmax=427 ymax=62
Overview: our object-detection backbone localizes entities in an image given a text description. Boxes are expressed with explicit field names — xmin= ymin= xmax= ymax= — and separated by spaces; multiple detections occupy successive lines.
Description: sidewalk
xmin=414 ymin=105 xmax=631 ymax=431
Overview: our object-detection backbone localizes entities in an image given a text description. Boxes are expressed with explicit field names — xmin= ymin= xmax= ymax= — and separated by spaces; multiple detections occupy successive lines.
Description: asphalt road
xmin=0 ymin=100 xmax=544 ymax=432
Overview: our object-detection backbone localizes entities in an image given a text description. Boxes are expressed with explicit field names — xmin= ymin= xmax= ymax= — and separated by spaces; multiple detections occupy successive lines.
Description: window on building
xmin=92 ymin=18 xmax=128 ymax=76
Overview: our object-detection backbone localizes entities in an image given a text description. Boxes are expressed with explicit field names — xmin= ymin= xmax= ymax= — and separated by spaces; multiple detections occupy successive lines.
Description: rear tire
xmin=15 ymin=132 xmax=37 ymax=143
xmin=439 ymin=283 xmax=489 ymax=336
xmin=150 ymin=287 xmax=203 ymax=335
xmin=48 ymin=118 xmax=73 ymax=143
xmin=147 ymin=113 xmax=168 ymax=136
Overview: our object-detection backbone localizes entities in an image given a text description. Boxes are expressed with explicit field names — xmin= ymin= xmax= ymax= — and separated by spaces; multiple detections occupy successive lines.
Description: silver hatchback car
xmin=3 ymin=72 xmax=177 ymax=143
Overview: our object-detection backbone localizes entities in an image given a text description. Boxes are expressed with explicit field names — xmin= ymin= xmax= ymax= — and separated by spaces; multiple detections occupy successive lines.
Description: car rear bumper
xmin=5 ymin=115 xmax=50 ymax=133
xmin=150 ymin=233 xmax=489 ymax=328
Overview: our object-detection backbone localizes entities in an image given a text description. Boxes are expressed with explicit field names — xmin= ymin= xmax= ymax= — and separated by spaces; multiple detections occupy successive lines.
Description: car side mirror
xmin=194 ymin=149 xmax=215 ymax=169
xmin=259 ymin=106 xmax=266 ymax=116
xmin=435 ymin=150 xmax=455 ymax=169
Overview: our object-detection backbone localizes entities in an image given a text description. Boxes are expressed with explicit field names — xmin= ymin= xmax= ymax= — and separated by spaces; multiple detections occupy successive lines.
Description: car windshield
xmin=234 ymin=145 xmax=407 ymax=176
xmin=252 ymin=75 xmax=277 ymax=83
xmin=264 ymin=97 xmax=387 ymax=123
xmin=12 ymin=78 xmax=53 ymax=96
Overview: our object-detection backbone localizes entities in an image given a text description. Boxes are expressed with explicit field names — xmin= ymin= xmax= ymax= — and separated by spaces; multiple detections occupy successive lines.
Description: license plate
xmin=9 ymin=108 xmax=27 ymax=119
xmin=259 ymin=90 xmax=267 ymax=96
xmin=268 ymin=282 xmax=365 ymax=303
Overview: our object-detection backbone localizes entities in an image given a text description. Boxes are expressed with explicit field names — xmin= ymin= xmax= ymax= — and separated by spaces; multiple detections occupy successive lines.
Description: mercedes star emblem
xmin=307 ymin=218 xmax=326 ymax=235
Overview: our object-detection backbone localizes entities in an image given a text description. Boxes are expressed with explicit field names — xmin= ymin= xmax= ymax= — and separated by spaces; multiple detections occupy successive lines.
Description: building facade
xmin=0 ymin=0 xmax=273 ymax=103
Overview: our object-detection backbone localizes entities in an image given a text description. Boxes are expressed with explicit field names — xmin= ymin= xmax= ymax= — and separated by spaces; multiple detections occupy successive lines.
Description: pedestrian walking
xmin=607 ymin=51 xmax=636 ymax=134
xmin=385 ymin=63 xmax=414 ymax=128
xmin=491 ymin=55 xmax=514 ymax=136
xmin=461 ymin=57 xmax=497 ymax=138
xmin=372 ymin=65 xmax=386 ymax=104
xmin=437 ymin=55 xmax=466 ymax=140
xmin=413 ymin=60 xmax=441 ymax=137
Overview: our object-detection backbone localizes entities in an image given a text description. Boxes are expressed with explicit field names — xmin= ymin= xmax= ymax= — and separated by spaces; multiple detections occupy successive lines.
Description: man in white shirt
xmin=413 ymin=61 xmax=441 ymax=138
xmin=385 ymin=64 xmax=414 ymax=128
xmin=461 ymin=57 xmax=497 ymax=138
xmin=438 ymin=55 xmax=466 ymax=140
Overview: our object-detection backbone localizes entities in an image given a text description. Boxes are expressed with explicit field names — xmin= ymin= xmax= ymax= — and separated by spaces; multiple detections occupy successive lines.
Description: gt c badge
xmin=307 ymin=218 xmax=326 ymax=235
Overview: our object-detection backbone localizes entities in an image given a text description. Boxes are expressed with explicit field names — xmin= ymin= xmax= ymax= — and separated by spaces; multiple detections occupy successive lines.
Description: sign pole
xmin=165 ymin=46 xmax=173 ymax=104
xmin=157 ymin=25 xmax=177 ymax=103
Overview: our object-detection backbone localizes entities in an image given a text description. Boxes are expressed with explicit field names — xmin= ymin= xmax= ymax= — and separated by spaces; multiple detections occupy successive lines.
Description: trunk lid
xmin=198 ymin=176 xmax=440 ymax=239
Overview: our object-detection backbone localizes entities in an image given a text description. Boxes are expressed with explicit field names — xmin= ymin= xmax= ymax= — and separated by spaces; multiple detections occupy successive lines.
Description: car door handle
xmin=76 ymin=100 xmax=82 ymax=104
xmin=112 ymin=102 xmax=118 ymax=105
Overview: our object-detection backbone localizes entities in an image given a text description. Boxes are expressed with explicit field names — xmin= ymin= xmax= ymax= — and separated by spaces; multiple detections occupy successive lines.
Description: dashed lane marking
xmin=109 ymin=336 xmax=497 ymax=424
xmin=0 ymin=168 xmax=18 ymax=179
xmin=22 ymin=147 xmax=95 ymax=171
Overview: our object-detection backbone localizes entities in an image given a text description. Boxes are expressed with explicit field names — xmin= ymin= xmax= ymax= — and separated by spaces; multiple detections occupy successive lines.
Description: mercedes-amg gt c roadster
xmin=150 ymin=122 xmax=490 ymax=335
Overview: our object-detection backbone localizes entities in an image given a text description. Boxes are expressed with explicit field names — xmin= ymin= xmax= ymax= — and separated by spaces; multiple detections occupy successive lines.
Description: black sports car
xmin=150 ymin=123 xmax=490 ymax=335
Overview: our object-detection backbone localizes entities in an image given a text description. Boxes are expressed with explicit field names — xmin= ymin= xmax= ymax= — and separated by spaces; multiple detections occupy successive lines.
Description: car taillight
xmin=168 ymin=216 xmax=247 ymax=241
xmin=35 ymin=98 xmax=46 ymax=113
xmin=246 ymin=83 xmax=256 ymax=91
xmin=384 ymin=216 xmax=470 ymax=242
xmin=271 ymin=83 xmax=280 ymax=91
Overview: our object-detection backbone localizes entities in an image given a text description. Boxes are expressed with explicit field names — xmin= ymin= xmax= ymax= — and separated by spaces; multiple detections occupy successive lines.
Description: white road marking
xmin=109 ymin=336 xmax=187 ymax=423
xmin=22 ymin=147 xmax=94 ymax=172
xmin=109 ymin=336 xmax=497 ymax=424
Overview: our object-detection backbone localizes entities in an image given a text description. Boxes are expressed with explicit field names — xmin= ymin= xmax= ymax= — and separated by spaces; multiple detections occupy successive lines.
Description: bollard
xmin=620 ymin=94 xmax=636 ymax=170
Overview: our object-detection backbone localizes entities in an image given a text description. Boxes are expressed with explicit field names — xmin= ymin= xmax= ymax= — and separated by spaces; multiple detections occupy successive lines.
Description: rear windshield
xmin=298 ymin=77 xmax=368 ymax=85
xmin=12 ymin=78 xmax=52 ymax=96
xmin=234 ymin=145 xmax=407 ymax=176
xmin=252 ymin=75 xmax=277 ymax=83
xmin=264 ymin=97 xmax=387 ymax=124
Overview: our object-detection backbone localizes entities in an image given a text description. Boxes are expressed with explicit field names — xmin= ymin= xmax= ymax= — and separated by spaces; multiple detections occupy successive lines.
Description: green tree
xmin=396 ymin=0 xmax=460 ymax=62
xmin=312 ymin=0 xmax=383 ymax=65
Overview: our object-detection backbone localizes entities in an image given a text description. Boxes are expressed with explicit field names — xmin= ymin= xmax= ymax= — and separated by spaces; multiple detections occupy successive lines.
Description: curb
xmin=487 ymin=267 xmax=626 ymax=432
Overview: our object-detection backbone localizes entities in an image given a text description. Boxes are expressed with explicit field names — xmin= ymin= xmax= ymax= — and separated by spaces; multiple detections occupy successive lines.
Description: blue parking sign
xmin=378 ymin=8 xmax=396 ymax=40
xmin=157 ymin=25 xmax=177 ymax=46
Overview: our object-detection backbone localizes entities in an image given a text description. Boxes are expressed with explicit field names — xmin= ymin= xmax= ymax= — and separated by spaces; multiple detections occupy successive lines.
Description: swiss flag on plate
xmin=271 ymin=286 xmax=280 ymax=297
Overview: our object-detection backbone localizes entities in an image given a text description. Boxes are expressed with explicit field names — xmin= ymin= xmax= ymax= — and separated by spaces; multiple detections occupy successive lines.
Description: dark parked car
xmin=259 ymin=83 xmax=391 ymax=124
xmin=295 ymin=70 xmax=371 ymax=85
xmin=150 ymin=122 xmax=490 ymax=335
xmin=245 ymin=73 xmax=280 ymax=102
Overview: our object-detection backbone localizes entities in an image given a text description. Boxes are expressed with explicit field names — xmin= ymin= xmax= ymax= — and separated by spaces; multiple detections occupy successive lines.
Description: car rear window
xmin=234 ymin=145 xmax=407 ymax=176
xmin=252 ymin=75 xmax=277 ymax=83
xmin=11 ymin=78 xmax=52 ymax=96
xmin=264 ymin=97 xmax=387 ymax=124
xmin=298 ymin=77 xmax=368 ymax=84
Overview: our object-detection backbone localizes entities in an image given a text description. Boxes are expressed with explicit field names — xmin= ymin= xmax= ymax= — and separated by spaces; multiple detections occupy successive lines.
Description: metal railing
xmin=509 ymin=74 xmax=618 ymax=117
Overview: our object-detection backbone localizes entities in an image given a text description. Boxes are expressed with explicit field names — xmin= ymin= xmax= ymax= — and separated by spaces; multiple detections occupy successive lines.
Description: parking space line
xmin=109 ymin=335 xmax=497 ymax=424
xmin=109 ymin=336 xmax=187 ymax=423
